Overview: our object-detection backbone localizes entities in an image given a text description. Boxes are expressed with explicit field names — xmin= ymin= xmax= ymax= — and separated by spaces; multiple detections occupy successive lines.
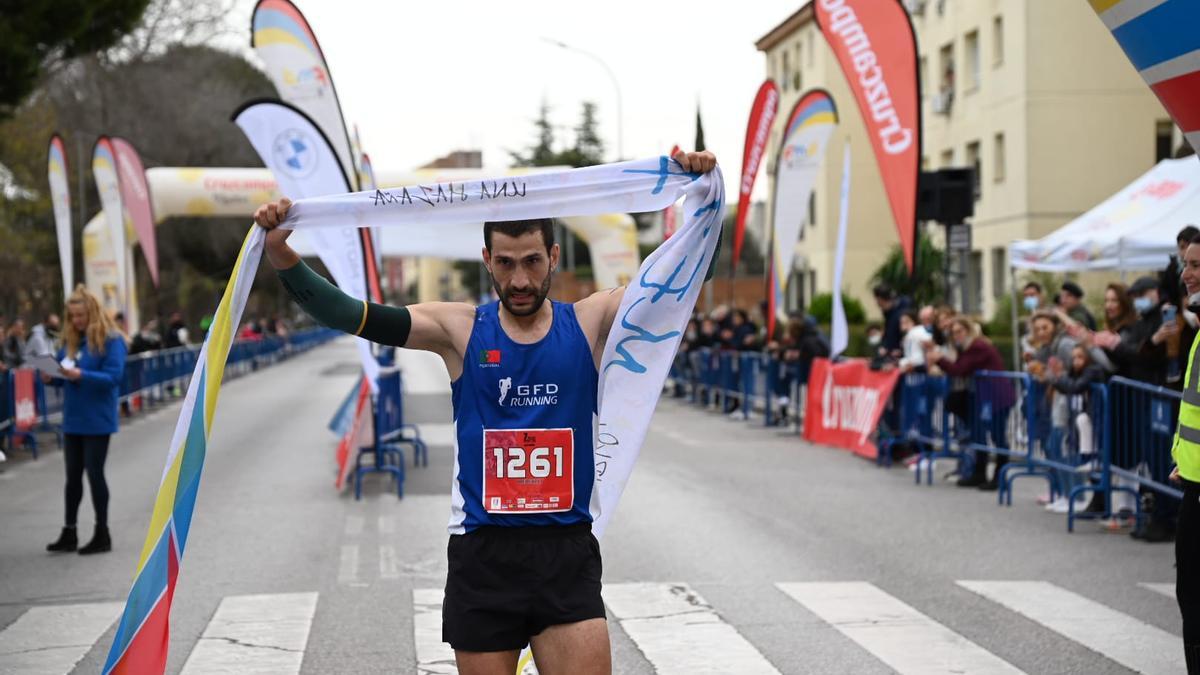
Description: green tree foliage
xmin=0 ymin=42 xmax=279 ymax=325
xmin=0 ymin=0 xmax=151 ymax=118
xmin=510 ymin=100 xmax=606 ymax=168
xmin=869 ymin=230 xmax=946 ymax=306
xmin=807 ymin=292 xmax=867 ymax=325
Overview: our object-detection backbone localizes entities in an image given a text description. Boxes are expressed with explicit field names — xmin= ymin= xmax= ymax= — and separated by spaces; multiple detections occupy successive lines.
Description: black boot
xmin=46 ymin=527 xmax=78 ymax=552
xmin=78 ymin=526 xmax=111 ymax=555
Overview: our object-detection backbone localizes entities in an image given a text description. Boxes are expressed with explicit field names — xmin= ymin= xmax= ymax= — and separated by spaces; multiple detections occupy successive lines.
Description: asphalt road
xmin=0 ymin=337 xmax=1182 ymax=674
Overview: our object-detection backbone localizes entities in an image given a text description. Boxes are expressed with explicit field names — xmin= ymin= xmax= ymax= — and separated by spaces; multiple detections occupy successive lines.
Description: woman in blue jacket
xmin=45 ymin=286 xmax=127 ymax=555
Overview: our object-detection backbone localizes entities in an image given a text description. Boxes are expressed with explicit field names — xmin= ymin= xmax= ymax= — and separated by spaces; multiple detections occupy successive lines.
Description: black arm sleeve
xmin=704 ymin=224 xmax=724 ymax=282
xmin=277 ymin=260 xmax=411 ymax=347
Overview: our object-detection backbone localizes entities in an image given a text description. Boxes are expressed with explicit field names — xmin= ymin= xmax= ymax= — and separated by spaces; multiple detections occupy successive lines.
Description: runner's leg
xmin=530 ymin=618 xmax=611 ymax=675
xmin=454 ymin=649 xmax=521 ymax=675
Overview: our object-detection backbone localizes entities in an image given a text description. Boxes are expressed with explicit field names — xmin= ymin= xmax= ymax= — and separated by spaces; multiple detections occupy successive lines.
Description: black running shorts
xmin=442 ymin=523 xmax=605 ymax=652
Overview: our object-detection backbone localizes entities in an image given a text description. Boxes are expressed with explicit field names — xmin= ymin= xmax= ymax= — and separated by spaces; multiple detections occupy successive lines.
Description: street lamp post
xmin=543 ymin=38 xmax=624 ymax=161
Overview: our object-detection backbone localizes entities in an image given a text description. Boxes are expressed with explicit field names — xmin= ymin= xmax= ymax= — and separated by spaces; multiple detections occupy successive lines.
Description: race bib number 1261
xmin=482 ymin=428 xmax=574 ymax=513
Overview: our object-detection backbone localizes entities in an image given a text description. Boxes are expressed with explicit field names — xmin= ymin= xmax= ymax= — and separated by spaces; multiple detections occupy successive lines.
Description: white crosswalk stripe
xmin=1140 ymin=582 xmax=1175 ymax=599
xmin=0 ymin=580 xmax=1185 ymax=674
xmin=0 ymin=601 xmax=122 ymax=675
xmin=777 ymin=581 xmax=1024 ymax=675
xmin=180 ymin=592 xmax=318 ymax=675
xmin=603 ymin=582 xmax=780 ymax=675
xmin=959 ymin=580 xmax=1183 ymax=675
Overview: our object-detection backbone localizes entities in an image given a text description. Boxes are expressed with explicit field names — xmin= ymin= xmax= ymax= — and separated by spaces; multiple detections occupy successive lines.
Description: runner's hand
xmin=674 ymin=150 xmax=717 ymax=173
xmin=254 ymin=198 xmax=300 ymax=269
xmin=1170 ymin=465 xmax=1181 ymax=483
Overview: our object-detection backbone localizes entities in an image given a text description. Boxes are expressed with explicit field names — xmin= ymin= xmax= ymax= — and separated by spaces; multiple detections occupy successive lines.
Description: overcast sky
xmin=223 ymin=0 xmax=805 ymax=199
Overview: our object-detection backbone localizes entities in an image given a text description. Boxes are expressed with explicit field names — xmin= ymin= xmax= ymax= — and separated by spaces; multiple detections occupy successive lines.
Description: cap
xmin=1128 ymin=276 xmax=1159 ymax=296
xmin=1060 ymin=281 xmax=1084 ymax=299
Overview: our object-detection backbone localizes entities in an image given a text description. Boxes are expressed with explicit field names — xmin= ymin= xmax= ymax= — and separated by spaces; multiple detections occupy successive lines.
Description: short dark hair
xmin=1179 ymin=225 xmax=1200 ymax=245
xmin=1023 ymin=281 xmax=1043 ymax=293
xmin=483 ymin=219 xmax=555 ymax=252
xmin=1189 ymin=232 xmax=1200 ymax=247
xmin=872 ymin=284 xmax=895 ymax=300
xmin=1060 ymin=281 xmax=1084 ymax=299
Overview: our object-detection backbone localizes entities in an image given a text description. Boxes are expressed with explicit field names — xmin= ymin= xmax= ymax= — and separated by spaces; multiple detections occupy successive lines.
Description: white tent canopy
xmin=1009 ymin=158 xmax=1200 ymax=272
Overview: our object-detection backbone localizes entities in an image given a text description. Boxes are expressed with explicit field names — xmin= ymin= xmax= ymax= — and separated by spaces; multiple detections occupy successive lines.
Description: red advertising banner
xmin=110 ymin=138 xmax=159 ymax=287
xmin=663 ymin=144 xmax=681 ymax=240
xmin=802 ymin=358 xmax=899 ymax=459
xmin=815 ymin=0 xmax=920 ymax=271
xmin=732 ymin=80 xmax=779 ymax=271
xmin=335 ymin=376 xmax=372 ymax=491
xmin=13 ymin=369 xmax=37 ymax=432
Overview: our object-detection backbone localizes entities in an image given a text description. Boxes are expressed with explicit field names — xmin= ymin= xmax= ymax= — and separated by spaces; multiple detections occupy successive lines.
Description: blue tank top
xmin=448 ymin=301 xmax=599 ymax=533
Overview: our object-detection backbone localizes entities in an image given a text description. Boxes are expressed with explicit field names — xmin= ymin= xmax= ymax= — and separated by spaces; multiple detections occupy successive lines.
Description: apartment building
xmin=757 ymin=0 xmax=1172 ymax=319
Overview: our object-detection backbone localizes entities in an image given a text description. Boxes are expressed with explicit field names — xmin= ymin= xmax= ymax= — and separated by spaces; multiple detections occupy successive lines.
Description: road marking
xmin=1140 ymin=582 xmax=1175 ymax=599
xmin=959 ymin=580 xmax=1183 ymax=675
xmin=778 ymin=582 xmax=1023 ymax=675
xmin=413 ymin=589 xmax=457 ymax=674
xmin=378 ymin=515 xmax=395 ymax=534
xmin=180 ymin=592 xmax=318 ymax=675
xmin=0 ymin=602 xmax=123 ymax=675
xmin=344 ymin=515 xmax=364 ymax=536
xmin=338 ymin=544 xmax=360 ymax=585
xmin=380 ymin=545 xmax=399 ymax=580
xmin=602 ymin=582 xmax=779 ymax=675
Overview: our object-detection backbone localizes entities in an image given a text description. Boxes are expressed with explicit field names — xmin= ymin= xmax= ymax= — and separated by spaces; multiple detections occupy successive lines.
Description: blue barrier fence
xmin=2 ymin=328 xmax=340 ymax=457
xmin=669 ymin=348 xmax=1182 ymax=532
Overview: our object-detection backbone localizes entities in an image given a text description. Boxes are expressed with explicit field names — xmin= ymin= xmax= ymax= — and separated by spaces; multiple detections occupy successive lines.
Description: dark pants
xmin=1178 ymin=480 xmax=1200 ymax=671
xmin=64 ymin=433 xmax=110 ymax=528
xmin=969 ymin=403 xmax=1011 ymax=480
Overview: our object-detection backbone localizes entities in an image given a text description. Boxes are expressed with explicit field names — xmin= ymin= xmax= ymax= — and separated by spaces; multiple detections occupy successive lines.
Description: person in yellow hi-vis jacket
xmin=1173 ymin=232 xmax=1200 ymax=672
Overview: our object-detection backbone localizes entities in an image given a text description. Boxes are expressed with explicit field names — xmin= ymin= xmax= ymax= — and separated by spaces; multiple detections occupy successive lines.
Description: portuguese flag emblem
xmin=480 ymin=349 xmax=501 ymax=364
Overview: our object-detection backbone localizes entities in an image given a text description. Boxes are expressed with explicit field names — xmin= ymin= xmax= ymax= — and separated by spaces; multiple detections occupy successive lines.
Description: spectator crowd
xmin=670 ymin=225 xmax=1200 ymax=546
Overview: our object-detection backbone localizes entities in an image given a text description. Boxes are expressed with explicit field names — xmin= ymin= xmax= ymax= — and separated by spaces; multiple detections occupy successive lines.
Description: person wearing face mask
xmin=1092 ymin=277 xmax=1169 ymax=386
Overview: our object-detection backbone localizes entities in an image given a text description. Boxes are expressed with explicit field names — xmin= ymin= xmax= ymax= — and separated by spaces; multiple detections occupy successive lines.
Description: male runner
xmin=254 ymin=150 xmax=718 ymax=675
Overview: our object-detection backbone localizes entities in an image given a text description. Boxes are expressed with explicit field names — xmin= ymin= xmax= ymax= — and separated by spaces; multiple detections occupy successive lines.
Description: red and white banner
xmin=732 ymin=80 xmax=779 ymax=270
xmin=815 ymin=0 xmax=920 ymax=271
xmin=802 ymin=358 xmax=899 ymax=459
xmin=13 ymin=369 xmax=37 ymax=432
xmin=111 ymin=138 xmax=159 ymax=287
xmin=335 ymin=377 xmax=372 ymax=491
xmin=47 ymin=134 xmax=73 ymax=295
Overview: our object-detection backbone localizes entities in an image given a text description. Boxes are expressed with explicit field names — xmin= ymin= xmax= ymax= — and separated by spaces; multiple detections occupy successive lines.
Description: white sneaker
xmin=0 ymin=449 xmax=6 ymax=462
xmin=1046 ymin=498 xmax=1071 ymax=513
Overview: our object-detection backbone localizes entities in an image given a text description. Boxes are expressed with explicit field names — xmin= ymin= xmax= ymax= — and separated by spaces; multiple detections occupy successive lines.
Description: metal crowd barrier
xmin=669 ymin=348 xmax=808 ymax=430
xmin=1 ymin=328 xmax=340 ymax=454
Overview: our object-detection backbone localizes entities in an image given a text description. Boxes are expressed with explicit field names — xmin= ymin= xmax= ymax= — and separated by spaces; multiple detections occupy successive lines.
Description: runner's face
xmin=485 ymin=231 xmax=559 ymax=317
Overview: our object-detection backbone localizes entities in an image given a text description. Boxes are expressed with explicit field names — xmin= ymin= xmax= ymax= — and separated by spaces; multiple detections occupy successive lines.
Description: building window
xmin=993 ymin=132 xmax=1006 ymax=182
xmin=782 ymin=51 xmax=791 ymax=92
xmin=965 ymin=30 xmax=980 ymax=91
xmin=794 ymin=41 xmax=803 ymax=91
xmin=919 ymin=56 xmax=928 ymax=99
xmin=968 ymin=250 xmax=983 ymax=314
xmin=936 ymin=42 xmax=955 ymax=114
xmin=992 ymin=15 xmax=1004 ymax=66
xmin=941 ymin=148 xmax=954 ymax=167
xmin=808 ymin=193 xmax=816 ymax=228
xmin=966 ymin=140 xmax=981 ymax=200
xmin=992 ymin=247 xmax=1006 ymax=298
xmin=1157 ymin=120 xmax=1175 ymax=162
xmin=807 ymin=33 xmax=814 ymax=66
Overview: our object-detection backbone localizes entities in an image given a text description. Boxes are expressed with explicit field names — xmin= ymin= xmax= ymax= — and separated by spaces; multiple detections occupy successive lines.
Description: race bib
xmin=482 ymin=428 xmax=574 ymax=513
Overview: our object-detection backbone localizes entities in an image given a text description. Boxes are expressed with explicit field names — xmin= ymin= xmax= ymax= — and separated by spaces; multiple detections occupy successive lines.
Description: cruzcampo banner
xmin=47 ymin=134 xmax=73 ymax=295
xmin=769 ymin=89 xmax=837 ymax=338
xmin=111 ymin=137 xmax=160 ymax=287
xmin=102 ymin=157 xmax=724 ymax=674
xmin=732 ymin=79 xmax=779 ymax=270
xmin=92 ymin=137 xmax=128 ymax=317
xmin=803 ymin=358 xmax=900 ymax=459
xmin=232 ymin=98 xmax=379 ymax=389
xmin=1089 ymin=0 xmax=1200 ymax=154
xmin=815 ymin=0 xmax=920 ymax=271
